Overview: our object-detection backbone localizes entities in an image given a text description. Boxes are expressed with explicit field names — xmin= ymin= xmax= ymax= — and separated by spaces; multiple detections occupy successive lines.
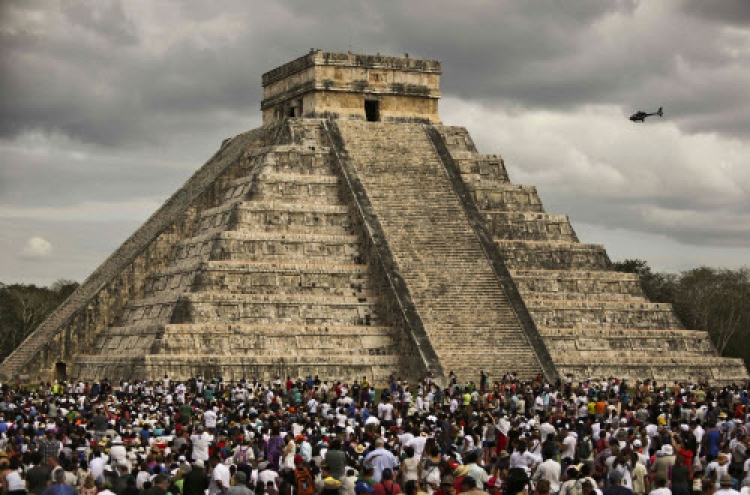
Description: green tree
xmin=0 ymin=279 xmax=79 ymax=360
xmin=672 ymin=267 xmax=750 ymax=355
xmin=614 ymin=260 xmax=750 ymax=364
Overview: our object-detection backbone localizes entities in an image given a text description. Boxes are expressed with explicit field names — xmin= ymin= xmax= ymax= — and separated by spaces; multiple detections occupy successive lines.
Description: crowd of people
xmin=0 ymin=372 xmax=749 ymax=495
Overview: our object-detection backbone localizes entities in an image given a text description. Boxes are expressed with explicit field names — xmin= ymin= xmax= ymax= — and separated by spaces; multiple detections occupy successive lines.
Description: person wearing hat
xmin=486 ymin=476 xmax=501 ymax=495
xmin=293 ymin=455 xmax=314 ymax=495
xmin=651 ymin=444 xmax=676 ymax=484
xmin=453 ymin=465 xmax=470 ymax=493
xmin=321 ymin=466 xmax=343 ymax=495
xmin=296 ymin=435 xmax=312 ymax=464
xmin=714 ymin=474 xmax=739 ymax=495
xmin=705 ymin=454 xmax=731 ymax=490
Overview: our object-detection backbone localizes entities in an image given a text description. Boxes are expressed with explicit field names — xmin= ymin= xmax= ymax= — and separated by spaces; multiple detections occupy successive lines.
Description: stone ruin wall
xmin=262 ymin=51 xmax=441 ymax=124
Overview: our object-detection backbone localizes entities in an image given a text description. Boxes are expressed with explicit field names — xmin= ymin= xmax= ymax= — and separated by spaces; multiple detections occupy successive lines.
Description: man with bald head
xmin=364 ymin=438 xmax=399 ymax=482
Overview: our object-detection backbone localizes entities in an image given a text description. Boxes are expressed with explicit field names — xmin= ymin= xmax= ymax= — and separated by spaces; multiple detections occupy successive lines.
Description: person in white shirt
xmin=109 ymin=438 xmax=127 ymax=467
xmin=532 ymin=452 xmax=562 ymax=494
xmin=378 ymin=399 xmax=394 ymax=423
xmin=649 ymin=475 xmax=673 ymax=495
xmin=209 ymin=455 xmax=231 ymax=495
xmin=408 ymin=432 xmax=428 ymax=461
xmin=204 ymin=408 xmax=217 ymax=430
xmin=307 ymin=397 xmax=318 ymax=415
xmin=258 ymin=462 xmax=279 ymax=488
xmin=561 ymin=430 xmax=578 ymax=461
xmin=191 ymin=427 xmax=213 ymax=461
xmin=90 ymin=452 xmax=108 ymax=482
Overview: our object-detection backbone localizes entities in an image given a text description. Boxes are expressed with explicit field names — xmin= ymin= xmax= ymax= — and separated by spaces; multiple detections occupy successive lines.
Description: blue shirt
xmin=707 ymin=429 xmax=720 ymax=457
xmin=43 ymin=483 xmax=78 ymax=495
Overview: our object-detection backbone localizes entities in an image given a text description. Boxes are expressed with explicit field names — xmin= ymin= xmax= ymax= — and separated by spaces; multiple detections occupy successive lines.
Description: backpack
xmin=236 ymin=445 xmax=251 ymax=467
xmin=295 ymin=467 xmax=314 ymax=495
xmin=578 ymin=438 xmax=593 ymax=461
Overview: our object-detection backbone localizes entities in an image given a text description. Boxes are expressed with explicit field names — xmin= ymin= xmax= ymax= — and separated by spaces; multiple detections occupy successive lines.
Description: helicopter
xmin=630 ymin=107 xmax=663 ymax=122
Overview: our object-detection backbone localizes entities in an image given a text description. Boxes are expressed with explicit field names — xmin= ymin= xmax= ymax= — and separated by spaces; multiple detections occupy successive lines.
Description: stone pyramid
xmin=2 ymin=51 xmax=745 ymax=385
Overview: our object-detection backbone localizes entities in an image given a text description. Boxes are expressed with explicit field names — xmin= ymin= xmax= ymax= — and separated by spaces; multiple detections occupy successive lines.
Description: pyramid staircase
xmin=332 ymin=121 xmax=550 ymax=382
xmin=431 ymin=125 xmax=748 ymax=384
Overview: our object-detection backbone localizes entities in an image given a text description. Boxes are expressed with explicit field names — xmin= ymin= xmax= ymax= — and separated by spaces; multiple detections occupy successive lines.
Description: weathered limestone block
xmin=431 ymin=126 xmax=478 ymax=154
xmin=469 ymin=184 xmax=545 ymax=212
xmin=554 ymin=356 xmax=748 ymax=384
xmin=192 ymin=261 xmax=370 ymax=296
xmin=511 ymin=270 xmax=644 ymax=300
xmin=231 ymin=202 xmax=352 ymax=233
xmin=264 ymin=147 xmax=334 ymax=175
xmin=171 ymin=292 xmax=382 ymax=327
xmin=526 ymin=300 xmax=683 ymax=330
xmin=209 ymin=232 xmax=361 ymax=263
xmin=452 ymin=152 xmax=509 ymax=182
xmin=250 ymin=173 xmax=341 ymax=204
xmin=483 ymin=212 xmax=578 ymax=242
xmin=495 ymin=240 xmax=610 ymax=270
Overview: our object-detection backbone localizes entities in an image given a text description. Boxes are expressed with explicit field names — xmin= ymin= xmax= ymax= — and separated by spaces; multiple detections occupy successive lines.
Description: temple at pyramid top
xmin=261 ymin=49 xmax=442 ymax=124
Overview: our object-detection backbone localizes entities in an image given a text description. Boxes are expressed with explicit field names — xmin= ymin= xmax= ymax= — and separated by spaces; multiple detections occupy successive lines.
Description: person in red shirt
xmin=373 ymin=468 xmax=402 ymax=495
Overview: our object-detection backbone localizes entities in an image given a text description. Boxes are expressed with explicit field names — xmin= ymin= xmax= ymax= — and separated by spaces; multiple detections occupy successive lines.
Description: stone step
xmin=145 ymin=259 xmax=373 ymax=297
xmin=73 ymin=353 xmax=403 ymax=385
xmin=261 ymin=145 xmax=335 ymax=175
xmin=249 ymin=173 xmax=342 ymax=205
xmin=431 ymin=126 xmax=478 ymax=154
xmin=481 ymin=211 xmax=578 ymax=242
xmin=526 ymin=299 xmax=683 ymax=330
xmin=464 ymin=183 xmax=545 ymax=213
xmin=451 ymin=154 xmax=508 ymax=181
xmin=553 ymin=356 xmax=748 ymax=385
xmin=338 ymin=121 xmax=543 ymax=378
xmin=495 ymin=239 xmax=610 ymax=270
xmin=198 ymin=200 xmax=352 ymax=234
xmin=91 ymin=321 xmax=405 ymax=359
xmin=539 ymin=327 xmax=719 ymax=356
xmin=192 ymin=261 xmax=372 ymax=296
xmin=175 ymin=231 xmax=362 ymax=264
xmin=172 ymin=292 xmax=384 ymax=326
xmin=101 ymin=322 xmax=396 ymax=338
xmin=510 ymin=269 xmax=645 ymax=300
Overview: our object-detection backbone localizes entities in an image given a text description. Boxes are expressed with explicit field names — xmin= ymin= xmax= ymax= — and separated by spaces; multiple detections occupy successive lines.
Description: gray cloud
xmin=1 ymin=0 xmax=748 ymax=284
xmin=3 ymin=1 xmax=749 ymax=148
xmin=680 ymin=0 xmax=750 ymax=26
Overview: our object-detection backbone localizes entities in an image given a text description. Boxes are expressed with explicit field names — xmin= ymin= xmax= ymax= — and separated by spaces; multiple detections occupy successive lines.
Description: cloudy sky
xmin=1 ymin=0 xmax=749 ymax=286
